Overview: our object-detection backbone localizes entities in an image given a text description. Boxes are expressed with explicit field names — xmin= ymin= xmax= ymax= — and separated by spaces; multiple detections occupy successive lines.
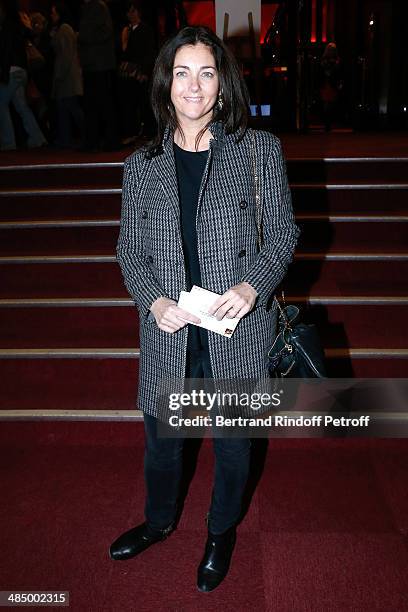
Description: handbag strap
xmin=250 ymin=129 xmax=263 ymax=252
xmin=249 ymin=129 xmax=289 ymax=321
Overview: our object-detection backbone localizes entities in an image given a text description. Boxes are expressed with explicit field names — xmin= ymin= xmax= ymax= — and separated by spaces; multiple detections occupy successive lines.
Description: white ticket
xmin=177 ymin=285 xmax=241 ymax=338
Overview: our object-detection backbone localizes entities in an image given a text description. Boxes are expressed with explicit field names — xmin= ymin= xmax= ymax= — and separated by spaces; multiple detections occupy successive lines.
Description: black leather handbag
xmin=250 ymin=130 xmax=327 ymax=379
xmin=267 ymin=293 xmax=327 ymax=378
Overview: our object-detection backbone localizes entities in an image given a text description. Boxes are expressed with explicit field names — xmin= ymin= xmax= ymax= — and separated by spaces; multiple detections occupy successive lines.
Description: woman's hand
xmin=207 ymin=282 xmax=258 ymax=321
xmin=150 ymin=297 xmax=201 ymax=333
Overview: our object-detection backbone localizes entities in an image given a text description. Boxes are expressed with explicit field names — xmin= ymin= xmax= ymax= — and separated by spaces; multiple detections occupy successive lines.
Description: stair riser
xmin=297 ymin=221 xmax=407 ymax=253
xmin=0 ymin=194 xmax=120 ymax=222
xmin=292 ymin=189 xmax=407 ymax=215
xmin=1 ymin=261 xmax=407 ymax=299
xmin=0 ymin=222 xmax=406 ymax=256
xmin=0 ymin=189 xmax=406 ymax=221
xmin=0 ymin=305 xmax=406 ymax=349
xmin=0 ymin=166 xmax=123 ymax=189
xmin=325 ymin=359 xmax=408 ymax=377
xmin=1 ymin=160 xmax=407 ymax=189
xmin=285 ymin=260 xmax=408 ymax=296
xmin=0 ymin=307 xmax=140 ymax=348
xmin=0 ymin=357 xmax=406 ymax=411
xmin=287 ymin=160 xmax=408 ymax=183
xmin=300 ymin=304 xmax=408 ymax=349
xmin=0 ymin=359 xmax=140 ymax=410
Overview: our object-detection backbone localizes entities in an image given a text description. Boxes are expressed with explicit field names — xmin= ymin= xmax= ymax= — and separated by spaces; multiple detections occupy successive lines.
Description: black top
xmin=173 ymin=141 xmax=209 ymax=355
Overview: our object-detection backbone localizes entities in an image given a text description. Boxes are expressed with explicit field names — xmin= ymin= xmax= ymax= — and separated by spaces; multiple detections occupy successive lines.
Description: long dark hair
xmin=145 ymin=25 xmax=250 ymax=158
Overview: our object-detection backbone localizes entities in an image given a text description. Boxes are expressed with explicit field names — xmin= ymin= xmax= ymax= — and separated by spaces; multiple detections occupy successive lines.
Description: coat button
xmin=141 ymin=210 xmax=148 ymax=219
xmin=148 ymin=255 xmax=153 ymax=263
xmin=239 ymin=200 xmax=248 ymax=209
xmin=238 ymin=249 xmax=246 ymax=258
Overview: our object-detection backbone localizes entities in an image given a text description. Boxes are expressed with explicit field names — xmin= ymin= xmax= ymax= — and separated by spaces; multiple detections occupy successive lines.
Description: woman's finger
xmin=159 ymin=324 xmax=178 ymax=333
xmin=226 ymin=305 xmax=241 ymax=318
xmin=162 ymin=317 xmax=182 ymax=330
xmin=214 ymin=299 xmax=241 ymax=321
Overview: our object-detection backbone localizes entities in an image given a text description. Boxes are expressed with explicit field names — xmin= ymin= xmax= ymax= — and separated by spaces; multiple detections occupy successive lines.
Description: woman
xmin=111 ymin=26 xmax=300 ymax=592
xmin=50 ymin=1 xmax=84 ymax=148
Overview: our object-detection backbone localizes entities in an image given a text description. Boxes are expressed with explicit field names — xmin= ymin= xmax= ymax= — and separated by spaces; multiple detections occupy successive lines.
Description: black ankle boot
xmin=109 ymin=521 xmax=174 ymax=561
xmin=197 ymin=524 xmax=237 ymax=592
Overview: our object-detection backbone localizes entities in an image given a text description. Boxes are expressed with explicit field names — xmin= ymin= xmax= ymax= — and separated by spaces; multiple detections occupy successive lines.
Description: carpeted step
xmin=291 ymin=186 xmax=407 ymax=215
xmin=0 ymin=358 xmax=140 ymax=411
xmin=0 ymin=226 xmax=118 ymax=256
xmin=1 ymin=158 xmax=406 ymax=189
xmin=0 ymin=306 xmax=139 ymax=348
xmin=281 ymin=132 xmax=408 ymax=158
xmin=0 ymin=260 xmax=407 ymax=299
xmin=0 ymin=147 xmax=130 ymax=166
xmin=285 ymin=260 xmax=408 ymax=296
xmin=0 ymin=304 xmax=406 ymax=350
xmin=0 ymin=221 xmax=407 ymax=256
xmin=296 ymin=219 xmax=408 ymax=253
xmin=327 ymin=358 xmax=408 ymax=377
xmin=0 ymin=194 xmax=120 ymax=222
xmin=1 ymin=188 xmax=407 ymax=221
xmin=0 ymin=354 xmax=407 ymax=413
xmin=0 ymin=262 xmax=126 ymax=298
xmin=299 ymin=304 xmax=408 ymax=349
xmin=287 ymin=159 xmax=408 ymax=183
xmin=0 ymin=166 xmax=124 ymax=189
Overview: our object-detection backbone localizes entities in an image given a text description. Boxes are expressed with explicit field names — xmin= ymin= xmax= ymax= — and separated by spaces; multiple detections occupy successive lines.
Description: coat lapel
xmin=152 ymin=126 xmax=180 ymax=220
xmin=196 ymin=121 xmax=226 ymax=222
xmin=151 ymin=121 xmax=226 ymax=222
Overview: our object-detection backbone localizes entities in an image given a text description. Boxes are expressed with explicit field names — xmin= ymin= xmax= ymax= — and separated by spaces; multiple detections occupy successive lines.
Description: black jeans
xmin=143 ymin=348 xmax=251 ymax=535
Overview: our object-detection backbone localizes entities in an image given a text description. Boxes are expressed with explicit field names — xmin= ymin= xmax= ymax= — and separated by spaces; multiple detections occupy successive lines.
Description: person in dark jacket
xmin=0 ymin=0 xmax=47 ymax=150
xmin=78 ymin=0 xmax=119 ymax=150
xmin=117 ymin=0 xmax=156 ymax=143
xmin=50 ymin=1 xmax=84 ymax=148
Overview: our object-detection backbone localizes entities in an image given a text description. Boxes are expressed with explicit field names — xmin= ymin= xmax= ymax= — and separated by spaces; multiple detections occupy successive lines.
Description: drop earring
xmin=217 ymin=91 xmax=224 ymax=110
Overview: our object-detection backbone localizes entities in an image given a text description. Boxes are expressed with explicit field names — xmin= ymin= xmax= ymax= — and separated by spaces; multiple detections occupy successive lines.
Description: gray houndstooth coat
xmin=116 ymin=120 xmax=301 ymax=418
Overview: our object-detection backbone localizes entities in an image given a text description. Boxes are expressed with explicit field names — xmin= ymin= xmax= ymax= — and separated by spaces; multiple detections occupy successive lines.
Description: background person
xmin=27 ymin=11 xmax=52 ymax=140
xmin=50 ymin=1 xmax=84 ymax=148
xmin=112 ymin=26 xmax=300 ymax=593
xmin=0 ymin=0 xmax=47 ymax=150
xmin=318 ymin=42 xmax=344 ymax=131
xmin=117 ymin=0 xmax=156 ymax=144
xmin=78 ymin=0 xmax=118 ymax=151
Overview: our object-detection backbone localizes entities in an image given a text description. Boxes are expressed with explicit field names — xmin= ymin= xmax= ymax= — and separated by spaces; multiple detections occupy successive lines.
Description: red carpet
xmin=1 ymin=423 xmax=408 ymax=611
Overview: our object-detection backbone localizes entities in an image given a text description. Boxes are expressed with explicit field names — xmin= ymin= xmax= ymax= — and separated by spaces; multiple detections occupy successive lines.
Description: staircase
xmin=0 ymin=139 xmax=407 ymax=419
